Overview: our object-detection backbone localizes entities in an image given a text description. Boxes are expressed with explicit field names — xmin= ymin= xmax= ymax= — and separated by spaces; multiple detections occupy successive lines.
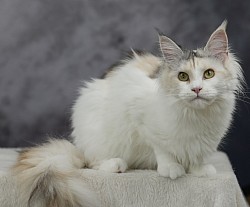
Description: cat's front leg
xmin=188 ymin=164 xmax=216 ymax=177
xmin=154 ymin=149 xmax=185 ymax=179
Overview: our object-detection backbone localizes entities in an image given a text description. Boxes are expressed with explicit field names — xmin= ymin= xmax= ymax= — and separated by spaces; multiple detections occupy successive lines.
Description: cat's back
xmin=104 ymin=51 xmax=162 ymax=100
xmin=102 ymin=50 xmax=162 ymax=79
xmin=72 ymin=51 xmax=161 ymax=114
xmin=75 ymin=51 xmax=162 ymax=108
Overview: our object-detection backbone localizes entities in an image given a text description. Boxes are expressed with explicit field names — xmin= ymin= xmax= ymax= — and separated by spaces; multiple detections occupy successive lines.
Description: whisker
xmin=235 ymin=98 xmax=250 ymax=105
xmin=235 ymin=94 xmax=250 ymax=99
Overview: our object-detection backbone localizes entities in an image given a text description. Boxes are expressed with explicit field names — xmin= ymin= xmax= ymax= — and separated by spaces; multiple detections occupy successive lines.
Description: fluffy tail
xmin=12 ymin=139 xmax=100 ymax=207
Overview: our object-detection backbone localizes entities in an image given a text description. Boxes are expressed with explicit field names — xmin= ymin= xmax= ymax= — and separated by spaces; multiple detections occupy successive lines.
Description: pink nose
xmin=191 ymin=87 xmax=202 ymax=94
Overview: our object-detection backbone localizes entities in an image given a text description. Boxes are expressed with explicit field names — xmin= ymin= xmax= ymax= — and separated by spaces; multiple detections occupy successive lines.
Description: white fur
xmin=72 ymin=22 xmax=243 ymax=179
xmin=72 ymin=57 xmax=242 ymax=179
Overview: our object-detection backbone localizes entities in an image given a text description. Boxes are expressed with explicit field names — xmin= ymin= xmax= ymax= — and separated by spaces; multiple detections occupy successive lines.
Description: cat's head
xmin=158 ymin=21 xmax=244 ymax=109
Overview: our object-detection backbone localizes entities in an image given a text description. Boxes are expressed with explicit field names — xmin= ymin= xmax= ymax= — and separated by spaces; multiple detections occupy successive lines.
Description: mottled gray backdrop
xmin=0 ymin=0 xmax=249 ymax=189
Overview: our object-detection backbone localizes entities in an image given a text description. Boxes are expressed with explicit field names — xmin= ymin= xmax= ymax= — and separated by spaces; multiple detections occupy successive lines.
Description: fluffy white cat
xmin=12 ymin=21 xmax=244 ymax=207
xmin=72 ymin=21 xmax=243 ymax=178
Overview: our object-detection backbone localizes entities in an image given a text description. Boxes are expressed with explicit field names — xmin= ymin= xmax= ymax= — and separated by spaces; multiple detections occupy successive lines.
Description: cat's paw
xmin=189 ymin=164 xmax=217 ymax=177
xmin=157 ymin=163 xmax=185 ymax=179
xmin=99 ymin=158 xmax=128 ymax=173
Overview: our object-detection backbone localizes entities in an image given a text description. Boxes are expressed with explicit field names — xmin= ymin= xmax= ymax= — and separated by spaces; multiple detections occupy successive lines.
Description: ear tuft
xmin=217 ymin=20 xmax=227 ymax=31
xmin=205 ymin=21 xmax=229 ymax=62
xmin=159 ymin=35 xmax=183 ymax=64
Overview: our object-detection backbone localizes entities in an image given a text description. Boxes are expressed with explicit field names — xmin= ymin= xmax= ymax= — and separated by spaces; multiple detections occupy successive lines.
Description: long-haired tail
xmin=11 ymin=139 xmax=100 ymax=207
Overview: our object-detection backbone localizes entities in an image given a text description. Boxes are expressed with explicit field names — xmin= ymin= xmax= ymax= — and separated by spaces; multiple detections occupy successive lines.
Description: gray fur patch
xmin=182 ymin=49 xmax=204 ymax=60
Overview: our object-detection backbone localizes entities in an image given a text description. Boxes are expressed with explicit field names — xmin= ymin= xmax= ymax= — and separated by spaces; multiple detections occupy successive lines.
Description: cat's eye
xmin=178 ymin=72 xmax=189 ymax=81
xmin=204 ymin=69 xmax=215 ymax=79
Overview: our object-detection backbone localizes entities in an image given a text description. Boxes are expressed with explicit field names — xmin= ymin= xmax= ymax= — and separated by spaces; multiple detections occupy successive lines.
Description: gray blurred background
xmin=0 ymin=0 xmax=249 ymax=192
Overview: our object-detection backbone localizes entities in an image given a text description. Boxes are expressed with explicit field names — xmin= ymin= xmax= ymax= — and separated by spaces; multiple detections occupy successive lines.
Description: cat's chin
xmin=185 ymin=96 xmax=214 ymax=109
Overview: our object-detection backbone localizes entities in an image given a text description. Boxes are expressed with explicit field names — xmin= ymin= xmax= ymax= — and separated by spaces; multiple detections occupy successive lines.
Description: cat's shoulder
xmin=101 ymin=50 xmax=162 ymax=79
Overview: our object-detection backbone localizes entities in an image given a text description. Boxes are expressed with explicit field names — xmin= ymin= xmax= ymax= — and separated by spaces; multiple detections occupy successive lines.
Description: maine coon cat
xmin=12 ymin=21 xmax=244 ymax=207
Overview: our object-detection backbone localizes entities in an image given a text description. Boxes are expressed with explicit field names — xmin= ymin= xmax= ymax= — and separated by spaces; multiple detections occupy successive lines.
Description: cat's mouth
xmin=191 ymin=96 xmax=209 ymax=102
xmin=184 ymin=94 xmax=216 ymax=109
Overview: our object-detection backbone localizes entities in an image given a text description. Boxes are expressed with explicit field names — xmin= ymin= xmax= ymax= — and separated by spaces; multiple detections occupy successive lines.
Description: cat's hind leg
xmin=97 ymin=158 xmax=128 ymax=173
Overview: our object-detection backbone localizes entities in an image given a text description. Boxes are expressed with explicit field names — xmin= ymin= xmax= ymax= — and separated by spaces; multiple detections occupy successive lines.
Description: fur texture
xmin=12 ymin=139 xmax=100 ymax=207
xmin=72 ymin=21 xmax=243 ymax=178
xmin=12 ymin=21 xmax=244 ymax=206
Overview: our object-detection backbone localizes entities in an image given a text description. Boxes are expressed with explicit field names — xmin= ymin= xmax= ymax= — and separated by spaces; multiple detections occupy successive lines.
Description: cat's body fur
xmin=12 ymin=21 xmax=244 ymax=207
xmin=72 ymin=21 xmax=242 ymax=178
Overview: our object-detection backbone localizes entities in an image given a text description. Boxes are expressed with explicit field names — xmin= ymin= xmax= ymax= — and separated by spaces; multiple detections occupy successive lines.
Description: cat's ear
xmin=205 ymin=20 xmax=228 ymax=62
xmin=159 ymin=35 xmax=183 ymax=64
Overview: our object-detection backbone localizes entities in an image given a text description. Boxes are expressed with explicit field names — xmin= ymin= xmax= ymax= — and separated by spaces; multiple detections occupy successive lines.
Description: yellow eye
xmin=178 ymin=72 xmax=189 ymax=81
xmin=204 ymin=69 xmax=215 ymax=79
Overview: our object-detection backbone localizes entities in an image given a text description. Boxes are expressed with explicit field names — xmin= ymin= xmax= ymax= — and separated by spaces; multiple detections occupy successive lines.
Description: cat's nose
xmin=191 ymin=87 xmax=202 ymax=95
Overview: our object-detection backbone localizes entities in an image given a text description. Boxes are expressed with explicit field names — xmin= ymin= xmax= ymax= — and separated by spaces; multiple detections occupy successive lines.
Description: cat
xmin=12 ymin=21 xmax=244 ymax=207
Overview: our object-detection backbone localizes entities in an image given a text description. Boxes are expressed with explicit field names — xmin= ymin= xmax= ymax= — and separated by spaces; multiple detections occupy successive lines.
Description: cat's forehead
xmin=182 ymin=50 xmax=202 ymax=60
xmin=179 ymin=49 xmax=224 ymax=72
